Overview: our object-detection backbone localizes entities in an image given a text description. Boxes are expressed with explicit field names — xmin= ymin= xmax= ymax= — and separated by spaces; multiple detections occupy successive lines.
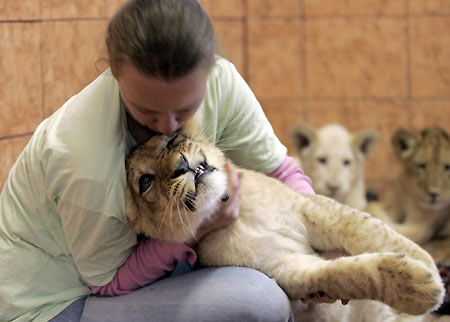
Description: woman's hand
xmin=186 ymin=160 xmax=242 ymax=246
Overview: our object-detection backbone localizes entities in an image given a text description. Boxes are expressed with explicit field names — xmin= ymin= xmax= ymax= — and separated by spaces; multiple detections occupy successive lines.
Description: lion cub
xmin=291 ymin=123 xmax=379 ymax=210
xmin=366 ymin=127 xmax=450 ymax=255
xmin=125 ymin=132 xmax=444 ymax=317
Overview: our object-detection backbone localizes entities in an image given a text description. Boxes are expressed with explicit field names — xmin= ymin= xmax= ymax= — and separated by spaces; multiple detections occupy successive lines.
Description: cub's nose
xmin=429 ymin=192 xmax=439 ymax=203
xmin=171 ymin=155 xmax=194 ymax=179
xmin=326 ymin=184 xmax=340 ymax=193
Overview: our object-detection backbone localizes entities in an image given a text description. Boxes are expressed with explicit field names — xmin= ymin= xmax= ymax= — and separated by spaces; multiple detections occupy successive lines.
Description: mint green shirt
xmin=0 ymin=57 xmax=286 ymax=321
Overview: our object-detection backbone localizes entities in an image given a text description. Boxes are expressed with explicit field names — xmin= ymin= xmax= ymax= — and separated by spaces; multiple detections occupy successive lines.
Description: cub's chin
xmin=191 ymin=170 xmax=228 ymax=218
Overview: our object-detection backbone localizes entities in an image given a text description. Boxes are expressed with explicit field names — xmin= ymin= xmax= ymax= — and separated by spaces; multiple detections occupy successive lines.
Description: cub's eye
xmin=317 ymin=157 xmax=327 ymax=164
xmin=444 ymin=164 xmax=450 ymax=172
xmin=343 ymin=159 xmax=351 ymax=166
xmin=138 ymin=174 xmax=155 ymax=194
xmin=416 ymin=162 xmax=427 ymax=170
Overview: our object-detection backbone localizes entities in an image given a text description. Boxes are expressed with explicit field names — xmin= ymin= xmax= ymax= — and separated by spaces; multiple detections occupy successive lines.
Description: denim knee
xmin=217 ymin=267 xmax=293 ymax=322
xmin=49 ymin=297 xmax=86 ymax=322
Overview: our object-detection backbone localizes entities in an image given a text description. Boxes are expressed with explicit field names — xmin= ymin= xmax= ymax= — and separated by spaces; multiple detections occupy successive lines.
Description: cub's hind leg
xmin=263 ymin=252 xmax=443 ymax=316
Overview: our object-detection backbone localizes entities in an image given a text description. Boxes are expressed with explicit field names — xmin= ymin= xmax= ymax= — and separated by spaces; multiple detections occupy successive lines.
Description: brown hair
xmin=106 ymin=0 xmax=216 ymax=80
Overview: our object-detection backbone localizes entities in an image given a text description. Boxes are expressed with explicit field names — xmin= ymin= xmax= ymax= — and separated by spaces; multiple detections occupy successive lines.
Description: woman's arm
xmin=267 ymin=155 xmax=315 ymax=195
xmin=88 ymin=238 xmax=196 ymax=296
xmin=58 ymin=201 xmax=197 ymax=296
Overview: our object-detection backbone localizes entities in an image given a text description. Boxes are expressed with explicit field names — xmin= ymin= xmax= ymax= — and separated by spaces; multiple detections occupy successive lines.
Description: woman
xmin=0 ymin=0 xmax=315 ymax=321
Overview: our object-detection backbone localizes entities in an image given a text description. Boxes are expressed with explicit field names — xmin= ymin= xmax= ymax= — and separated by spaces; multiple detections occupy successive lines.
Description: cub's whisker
xmin=159 ymin=197 xmax=174 ymax=233
xmin=169 ymin=199 xmax=176 ymax=237
xmin=176 ymin=199 xmax=190 ymax=239
xmin=181 ymin=203 xmax=198 ymax=242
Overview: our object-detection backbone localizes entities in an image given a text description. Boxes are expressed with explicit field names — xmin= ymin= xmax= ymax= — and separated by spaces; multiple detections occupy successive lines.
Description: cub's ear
xmin=391 ymin=128 xmax=419 ymax=160
xmin=352 ymin=128 xmax=379 ymax=159
xmin=180 ymin=114 xmax=210 ymax=143
xmin=290 ymin=123 xmax=317 ymax=157
xmin=180 ymin=114 xmax=202 ymax=138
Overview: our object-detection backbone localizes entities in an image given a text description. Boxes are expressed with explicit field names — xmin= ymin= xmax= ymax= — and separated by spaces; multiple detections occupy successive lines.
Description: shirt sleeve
xmin=212 ymin=59 xmax=287 ymax=174
xmin=57 ymin=200 xmax=138 ymax=286
xmin=59 ymin=200 xmax=197 ymax=295
xmin=88 ymin=238 xmax=197 ymax=296
xmin=267 ymin=155 xmax=315 ymax=195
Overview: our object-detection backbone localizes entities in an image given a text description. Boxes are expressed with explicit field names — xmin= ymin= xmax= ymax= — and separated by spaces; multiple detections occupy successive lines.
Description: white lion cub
xmin=291 ymin=123 xmax=379 ymax=211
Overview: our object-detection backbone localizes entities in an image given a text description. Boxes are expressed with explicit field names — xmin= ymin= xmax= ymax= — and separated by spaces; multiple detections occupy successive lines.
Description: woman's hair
xmin=106 ymin=0 xmax=216 ymax=80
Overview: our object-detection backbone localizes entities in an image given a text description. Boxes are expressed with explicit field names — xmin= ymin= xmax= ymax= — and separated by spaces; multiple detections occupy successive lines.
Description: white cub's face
xmin=307 ymin=138 xmax=357 ymax=200
xmin=292 ymin=124 xmax=378 ymax=206
xmin=125 ymin=134 xmax=228 ymax=243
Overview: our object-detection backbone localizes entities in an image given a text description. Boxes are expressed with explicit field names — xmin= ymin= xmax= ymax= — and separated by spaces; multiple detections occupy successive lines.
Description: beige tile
xmin=305 ymin=18 xmax=407 ymax=98
xmin=41 ymin=21 xmax=108 ymax=116
xmin=106 ymin=0 xmax=128 ymax=17
xmin=410 ymin=1 xmax=450 ymax=15
xmin=410 ymin=17 xmax=450 ymax=98
xmin=199 ymin=0 xmax=244 ymax=17
xmin=260 ymin=99 xmax=305 ymax=151
xmin=0 ymin=136 xmax=31 ymax=190
xmin=0 ymin=0 xmax=39 ymax=20
xmin=304 ymin=0 xmax=404 ymax=16
xmin=306 ymin=101 xmax=409 ymax=181
xmin=411 ymin=102 xmax=450 ymax=130
xmin=248 ymin=0 xmax=301 ymax=17
xmin=212 ymin=18 xmax=245 ymax=75
xmin=0 ymin=23 xmax=42 ymax=137
xmin=40 ymin=0 xmax=106 ymax=19
xmin=248 ymin=18 xmax=303 ymax=99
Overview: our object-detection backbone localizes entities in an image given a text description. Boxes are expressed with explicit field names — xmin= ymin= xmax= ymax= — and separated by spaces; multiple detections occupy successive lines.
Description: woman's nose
xmin=154 ymin=114 xmax=179 ymax=135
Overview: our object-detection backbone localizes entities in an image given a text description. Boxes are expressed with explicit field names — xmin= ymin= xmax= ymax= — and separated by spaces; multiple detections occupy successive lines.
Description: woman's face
xmin=116 ymin=62 xmax=209 ymax=135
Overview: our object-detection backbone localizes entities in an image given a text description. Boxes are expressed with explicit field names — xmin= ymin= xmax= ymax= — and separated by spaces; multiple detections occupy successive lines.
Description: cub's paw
xmin=378 ymin=254 xmax=444 ymax=315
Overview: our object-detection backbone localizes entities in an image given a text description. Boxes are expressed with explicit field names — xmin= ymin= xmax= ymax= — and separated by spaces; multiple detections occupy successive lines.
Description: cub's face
xmin=303 ymin=143 xmax=357 ymax=200
xmin=291 ymin=124 xmax=378 ymax=204
xmin=126 ymin=134 xmax=228 ymax=243
xmin=393 ymin=128 xmax=450 ymax=208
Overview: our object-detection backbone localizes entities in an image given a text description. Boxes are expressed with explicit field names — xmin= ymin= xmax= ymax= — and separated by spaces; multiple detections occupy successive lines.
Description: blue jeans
xmin=50 ymin=264 xmax=293 ymax=322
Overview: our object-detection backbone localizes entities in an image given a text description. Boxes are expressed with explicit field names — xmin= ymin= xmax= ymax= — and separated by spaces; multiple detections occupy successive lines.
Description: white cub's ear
xmin=391 ymin=128 xmax=420 ymax=160
xmin=352 ymin=128 xmax=379 ymax=159
xmin=291 ymin=123 xmax=317 ymax=157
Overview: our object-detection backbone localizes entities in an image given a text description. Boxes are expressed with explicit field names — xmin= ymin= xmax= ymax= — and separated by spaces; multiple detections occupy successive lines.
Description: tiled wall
xmin=1 ymin=0 xmax=450 ymax=192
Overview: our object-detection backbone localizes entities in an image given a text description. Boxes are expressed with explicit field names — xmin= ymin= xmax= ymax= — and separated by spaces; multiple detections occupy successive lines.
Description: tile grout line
xmin=0 ymin=17 xmax=110 ymax=23
xmin=0 ymin=133 xmax=34 ymax=141
xmin=252 ymin=96 xmax=450 ymax=103
xmin=243 ymin=0 xmax=249 ymax=81
xmin=39 ymin=17 xmax=46 ymax=121
xmin=298 ymin=0 xmax=308 ymax=122
xmin=404 ymin=0 xmax=413 ymax=127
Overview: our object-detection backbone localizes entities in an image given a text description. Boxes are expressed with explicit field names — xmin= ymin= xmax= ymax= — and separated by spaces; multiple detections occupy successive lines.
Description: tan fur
xmin=366 ymin=128 xmax=450 ymax=249
xmin=125 ymin=131 xmax=444 ymax=318
xmin=291 ymin=123 xmax=378 ymax=210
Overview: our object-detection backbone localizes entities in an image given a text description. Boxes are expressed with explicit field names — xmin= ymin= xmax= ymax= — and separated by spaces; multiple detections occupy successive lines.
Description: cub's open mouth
xmin=194 ymin=163 xmax=215 ymax=184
